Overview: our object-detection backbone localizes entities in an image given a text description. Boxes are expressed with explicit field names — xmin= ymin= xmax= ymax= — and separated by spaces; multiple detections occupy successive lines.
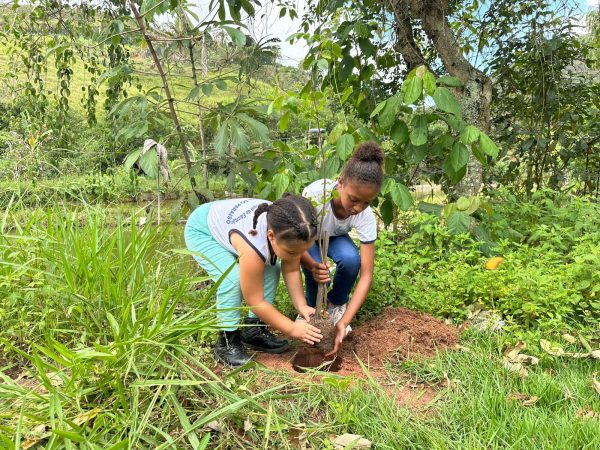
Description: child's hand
xmin=298 ymin=305 xmax=316 ymax=322
xmin=311 ymin=261 xmax=331 ymax=283
xmin=324 ymin=321 xmax=347 ymax=357
xmin=290 ymin=321 xmax=323 ymax=345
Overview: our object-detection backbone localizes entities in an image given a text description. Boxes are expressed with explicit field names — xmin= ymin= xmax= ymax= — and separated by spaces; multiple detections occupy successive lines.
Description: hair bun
xmin=352 ymin=141 xmax=384 ymax=166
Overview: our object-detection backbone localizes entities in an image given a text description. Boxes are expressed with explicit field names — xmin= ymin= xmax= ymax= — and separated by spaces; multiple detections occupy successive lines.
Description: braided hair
xmin=250 ymin=194 xmax=318 ymax=242
xmin=340 ymin=141 xmax=384 ymax=187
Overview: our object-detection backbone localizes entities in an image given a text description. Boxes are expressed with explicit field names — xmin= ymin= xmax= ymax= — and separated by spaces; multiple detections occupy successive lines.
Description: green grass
xmin=1 ymin=201 xmax=598 ymax=449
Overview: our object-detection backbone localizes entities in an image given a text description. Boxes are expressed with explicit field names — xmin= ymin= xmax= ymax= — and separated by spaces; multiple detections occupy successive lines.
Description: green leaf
xmin=237 ymin=113 xmax=269 ymax=143
xmin=124 ymin=149 xmax=142 ymax=171
xmin=478 ymin=132 xmax=499 ymax=158
xmin=317 ymin=58 xmax=328 ymax=71
xmin=433 ymin=87 xmax=462 ymax=117
xmin=391 ymin=183 xmax=413 ymax=211
xmin=456 ymin=197 xmax=470 ymax=211
xmin=381 ymin=177 xmax=394 ymax=195
xmin=215 ymin=80 xmax=228 ymax=91
xmin=187 ymin=85 xmax=201 ymax=100
xmin=214 ymin=122 xmax=229 ymax=156
xmin=443 ymin=156 xmax=467 ymax=183
xmin=272 ymin=173 xmax=290 ymax=198
xmin=279 ymin=110 xmax=291 ymax=132
xmin=423 ymin=71 xmax=437 ymax=95
xmin=447 ymin=211 xmax=470 ymax=235
xmin=390 ymin=121 xmax=409 ymax=144
xmin=201 ymin=83 xmax=213 ymax=96
xmin=379 ymin=94 xmax=402 ymax=130
xmin=336 ymin=133 xmax=355 ymax=160
xmin=402 ymin=76 xmax=423 ymax=105
xmin=450 ymin=142 xmax=469 ymax=171
xmin=222 ymin=26 xmax=246 ymax=46
xmin=418 ymin=201 xmax=443 ymax=217
xmin=410 ymin=115 xmax=428 ymax=146
xmin=379 ymin=199 xmax=394 ymax=226
xmin=139 ymin=149 xmax=158 ymax=179
xmin=437 ymin=75 xmax=463 ymax=87
xmin=460 ymin=125 xmax=479 ymax=145
xmin=370 ymin=99 xmax=387 ymax=118
xmin=324 ymin=157 xmax=341 ymax=179
xmin=229 ymin=122 xmax=249 ymax=152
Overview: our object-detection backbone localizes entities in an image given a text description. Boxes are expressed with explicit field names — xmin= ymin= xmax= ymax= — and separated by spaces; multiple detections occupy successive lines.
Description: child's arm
xmin=231 ymin=234 xmax=323 ymax=344
xmin=281 ymin=258 xmax=314 ymax=321
xmin=325 ymin=242 xmax=375 ymax=356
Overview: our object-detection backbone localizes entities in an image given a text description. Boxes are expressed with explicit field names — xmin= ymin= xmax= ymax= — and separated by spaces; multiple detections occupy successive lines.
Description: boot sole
xmin=242 ymin=342 xmax=290 ymax=354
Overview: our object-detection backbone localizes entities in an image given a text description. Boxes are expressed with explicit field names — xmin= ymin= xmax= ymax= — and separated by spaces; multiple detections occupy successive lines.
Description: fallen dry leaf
xmin=511 ymin=354 xmax=539 ymax=366
xmin=540 ymin=339 xmax=565 ymax=357
xmin=243 ymin=417 xmax=253 ymax=433
xmin=332 ymin=433 xmax=372 ymax=449
xmin=504 ymin=341 xmax=526 ymax=360
xmin=562 ymin=334 xmax=577 ymax=344
xmin=289 ymin=424 xmax=308 ymax=450
xmin=204 ymin=420 xmax=222 ymax=432
xmin=508 ymin=393 xmax=539 ymax=407
xmin=503 ymin=360 xmax=529 ymax=378
xmin=576 ymin=407 xmax=599 ymax=420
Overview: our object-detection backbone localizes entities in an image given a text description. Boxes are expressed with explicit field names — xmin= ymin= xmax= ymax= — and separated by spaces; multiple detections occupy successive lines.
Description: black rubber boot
xmin=240 ymin=318 xmax=290 ymax=353
xmin=214 ymin=330 xmax=252 ymax=367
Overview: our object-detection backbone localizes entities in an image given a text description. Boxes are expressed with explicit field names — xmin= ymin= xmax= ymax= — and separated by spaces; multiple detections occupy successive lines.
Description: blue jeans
xmin=303 ymin=234 xmax=360 ymax=307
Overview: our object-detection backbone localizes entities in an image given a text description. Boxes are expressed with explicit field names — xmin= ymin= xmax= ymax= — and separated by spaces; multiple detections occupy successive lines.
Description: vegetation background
xmin=0 ymin=0 xmax=599 ymax=448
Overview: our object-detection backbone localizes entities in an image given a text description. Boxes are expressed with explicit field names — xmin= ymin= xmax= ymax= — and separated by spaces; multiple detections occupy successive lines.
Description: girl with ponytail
xmin=185 ymin=194 xmax=322 ymax=367
xmin=300 ymin=141 xmax=384 ymax=355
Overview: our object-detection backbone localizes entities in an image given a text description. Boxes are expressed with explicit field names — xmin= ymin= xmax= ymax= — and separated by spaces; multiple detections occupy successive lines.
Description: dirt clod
xmin=312 ymin=318 xmax=336 ymax=353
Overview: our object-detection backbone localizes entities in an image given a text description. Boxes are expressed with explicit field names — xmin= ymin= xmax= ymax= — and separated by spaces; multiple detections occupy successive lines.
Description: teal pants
xmin=184 ymin=203 xmax=281 ymax=331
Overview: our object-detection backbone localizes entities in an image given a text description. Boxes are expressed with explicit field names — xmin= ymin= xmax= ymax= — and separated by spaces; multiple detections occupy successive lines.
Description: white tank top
xmin=207 ymin=198 xmax=276 ymax=265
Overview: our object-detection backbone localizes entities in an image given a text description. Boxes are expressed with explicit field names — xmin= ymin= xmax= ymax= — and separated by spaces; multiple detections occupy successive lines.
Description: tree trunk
xmin=129 ymin=1 xmax=206 ymax=202
xmin=388 ymin=0 xmax=493 ymax=197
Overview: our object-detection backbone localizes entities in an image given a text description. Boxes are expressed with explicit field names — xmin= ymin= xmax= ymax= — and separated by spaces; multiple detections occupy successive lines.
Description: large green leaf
xmin=324 ymin=157 xmax=341 ymax=179
xmin=124 ymin=149 xmax=142 ymax=171
xmin=423 ymin=71 xmax=437 ymax=95
xmin=410 ymin=115 xmax=428 ymax=146
xmin=390 ymin=121 xmax=409 ymax=144
xmin=222 ymin=26 xmax=246 ymax=46
xmin=336 ymin=133 xmax=355 ymax=160
xmin=279 ymin=111 xmax=291 ymax=132
xmin=450 ymin=142 xmax=469 ymax=171
xmin=237 ymin=113 xmax=269 ymax=143
xmin=443 ymin=156 xmax=467 ymax=183
xmin=433 ymin=87 xmax=462 ymax=117
xmin=391 ymin=183 xmax=413 ymax=211
xmin=447 ymin=211 xmax=470 ymax=235
xmin=402 ymin=76 xmax=423 ymax=105
xmin=378 ymin=94 xmax=402 ymax=130
xmin=229 ymin=121 xmax=249 ymax=152
xmin=379 ymin=198 xmax=394 ymax=227
xmin=139 ymin=149 xmax=158 ymax=179
xmin=213 ymin=122 xmax=229 ymax=156
xmin=478 ymin=132 xmax=499 ymax=157
xmin=460 ymin=125 xmax=480 ymax=145
xmin=437 ymin=75 xmax=463 ymax=87
xmin=272 ymin=173 xmax=289 ymax=198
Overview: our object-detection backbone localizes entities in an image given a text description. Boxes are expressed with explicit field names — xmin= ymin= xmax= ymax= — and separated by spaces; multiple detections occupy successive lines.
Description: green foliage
xmin=368 ymin=191 xmax=600 ymax=333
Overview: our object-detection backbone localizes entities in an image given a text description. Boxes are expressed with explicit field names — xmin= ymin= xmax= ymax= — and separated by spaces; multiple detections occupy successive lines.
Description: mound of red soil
xmin=257 ymin=307 xmax=458 ymax=375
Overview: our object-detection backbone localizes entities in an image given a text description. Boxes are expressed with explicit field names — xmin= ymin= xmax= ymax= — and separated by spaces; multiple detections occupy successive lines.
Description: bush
xmin=367 ymin=190 xmax=600 ymax=333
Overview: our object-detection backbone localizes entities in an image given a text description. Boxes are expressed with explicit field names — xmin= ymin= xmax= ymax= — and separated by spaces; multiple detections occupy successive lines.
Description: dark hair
xmin=340 ymin=141 xmax=384 ymax=187
xmin=250 ymin=194 xmax=318 ymax=242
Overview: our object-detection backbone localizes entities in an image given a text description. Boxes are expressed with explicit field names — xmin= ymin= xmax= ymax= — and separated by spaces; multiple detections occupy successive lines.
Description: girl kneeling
xmin=185 ymin=194 xmax=323 ymax=367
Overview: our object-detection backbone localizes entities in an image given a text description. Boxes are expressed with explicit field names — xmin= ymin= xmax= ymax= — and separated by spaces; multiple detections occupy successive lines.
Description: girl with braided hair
xmin=300 ymin=141 xmax=384 ymax=356
xmin=185 ymin=194 xmax=323 ymax=367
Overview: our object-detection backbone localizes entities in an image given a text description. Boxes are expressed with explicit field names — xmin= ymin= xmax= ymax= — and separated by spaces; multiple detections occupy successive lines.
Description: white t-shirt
xmin=303 ymin=179 xmax=377 ymax=244
xmin=207 ymin=198 xmax=276 ymax=265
